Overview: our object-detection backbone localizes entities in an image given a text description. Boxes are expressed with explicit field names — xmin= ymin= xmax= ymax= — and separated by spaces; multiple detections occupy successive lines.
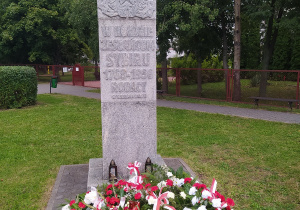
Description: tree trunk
xmin=197 ymin=58 xmax=202 ymax=96
xmin=259 ymin=1 xmax=283 ymax=96
xmin=222 ymin=13 xmax=229 ymax=92
xmin=233 ymin=0 xmax=241 ymax=101
xmin=161 ymin=59 xmax=168 ymax=93
xmin=94 ymin=60 xmax=100 ymax=80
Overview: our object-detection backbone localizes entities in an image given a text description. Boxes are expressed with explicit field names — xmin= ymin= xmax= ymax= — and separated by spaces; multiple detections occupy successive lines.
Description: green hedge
xmin=0 ymin=66 xmax=37 ymax=109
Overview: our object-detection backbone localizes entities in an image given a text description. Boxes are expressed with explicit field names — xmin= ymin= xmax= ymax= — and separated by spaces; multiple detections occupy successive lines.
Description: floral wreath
xmin=62 ymin=161 xmax=235 ymax=210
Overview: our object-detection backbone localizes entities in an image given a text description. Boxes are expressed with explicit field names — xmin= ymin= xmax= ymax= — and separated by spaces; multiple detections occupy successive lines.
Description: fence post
xmin=81 ymin=65 xmax=85 ymax=86
xmin=297 ymin=71 xmax=300 ymax=109
xmin=176 ymin=68 xmax=180 ymax=97
xmin=226 ymin=69 xmax=233 ymax=101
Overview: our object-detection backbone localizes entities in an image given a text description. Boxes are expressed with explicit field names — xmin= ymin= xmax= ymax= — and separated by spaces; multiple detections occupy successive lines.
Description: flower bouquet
xmin=62 ymin=161 xmax=235 ymax=210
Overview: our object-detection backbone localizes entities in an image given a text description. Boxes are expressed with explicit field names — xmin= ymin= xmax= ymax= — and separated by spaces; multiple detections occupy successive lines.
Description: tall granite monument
xmin=88 ymin=0 xmax=164 ymax=187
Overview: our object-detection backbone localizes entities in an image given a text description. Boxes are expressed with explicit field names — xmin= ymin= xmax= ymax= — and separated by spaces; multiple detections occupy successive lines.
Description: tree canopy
xmin=0 ymin=0 xmax=299 ymax=72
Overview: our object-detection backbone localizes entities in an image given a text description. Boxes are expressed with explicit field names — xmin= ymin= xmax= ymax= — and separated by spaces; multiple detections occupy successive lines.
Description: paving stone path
xmin=38 ymin=83 xmax=300 ymax=124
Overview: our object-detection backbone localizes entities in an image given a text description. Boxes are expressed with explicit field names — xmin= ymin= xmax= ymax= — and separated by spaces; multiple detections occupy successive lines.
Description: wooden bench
xmin=249 ymin=97 xmax=299 ymax=110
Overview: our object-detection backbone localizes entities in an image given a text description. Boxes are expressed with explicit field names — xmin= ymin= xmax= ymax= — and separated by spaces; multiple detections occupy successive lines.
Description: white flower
xmin=93 ymin=198 xmax=104 ymax=209
xmin=61 ymin=204 xmax=70 ymax=210
xmin=201 ymin=189 xmax=212 ymax=199
xmin=167 ymin=172 xmax=173 ymax=177
xmin=197 ymin=205 xmax=207 ymax=210
xmin=167 ymin=192 xmax=175 ymax=199
xmin=157 ymin=181 xmax=166 ymax=189
xmin=176 ymin=178 xmax=185 ymax=187
xmin=192 ymin=196 xmax=200 ymax=205
xmin=147 ymin=197 xmax=157 ymax=205
xmin=183 ymin=208 xmax=192 ymax=210
xmin=189 ymin=186 xmax=197 ymax=195
xmin=180 ymin=191 xmax=187 ymax=199
xmin=212 ymin=198 xmax=222 ymax=208
xmin=84 ymin=187 xmax=99 ymax=204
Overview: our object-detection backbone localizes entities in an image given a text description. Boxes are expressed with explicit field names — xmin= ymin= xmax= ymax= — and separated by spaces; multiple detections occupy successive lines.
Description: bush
xmin=171 ymin=54 xmax=224 ymax=84
xmin=171 ymin=54 xmax=198 ymax=85
xmin=0 ymin=66 xmax=37 ymax=109
xmin=250 ymin=73 xmax=261 ymax=87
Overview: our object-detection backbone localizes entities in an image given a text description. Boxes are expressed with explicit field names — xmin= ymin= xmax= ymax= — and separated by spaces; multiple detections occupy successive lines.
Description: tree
xmin=240 ymin=14 xmax=261 ymax=70
xmin=0 ymin=0 xmax=87 ymax=64
xmin=244 ymin=0 xmax=299 ymax=96
xmin=157 ymin=0 xmax=176 ymax=93
xmin=212 ymin=0 xmax=234 ymax=93
xmin=62 ymin=0 xmax=99 ymax=64
xmin=233 ymin=0 xmax=241 ymax=101
xmin=169 ymin=0 xmax=219 ymax=96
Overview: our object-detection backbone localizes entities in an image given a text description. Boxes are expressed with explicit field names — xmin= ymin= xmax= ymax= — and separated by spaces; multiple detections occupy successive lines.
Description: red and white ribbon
xmin=127 ymin=161 xmax=141 ymax=176
xmin=210 ymin=178 xmax=217 ymax=194
xmin=147 ymin=187 xmax=176 ymax=210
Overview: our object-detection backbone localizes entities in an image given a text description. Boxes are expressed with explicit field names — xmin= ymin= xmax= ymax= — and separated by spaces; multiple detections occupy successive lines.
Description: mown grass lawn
xmin=0 ymin=94 xmax=299 ymax=209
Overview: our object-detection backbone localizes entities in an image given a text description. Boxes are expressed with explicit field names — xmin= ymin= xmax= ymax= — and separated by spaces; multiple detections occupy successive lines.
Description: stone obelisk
xmin=88 ymin=0 xmax=164 ymax=188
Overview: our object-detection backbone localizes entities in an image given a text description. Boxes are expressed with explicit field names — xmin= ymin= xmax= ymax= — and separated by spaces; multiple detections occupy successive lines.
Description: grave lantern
xmin=145 ymin=157 xmax=153 ymax=173
xmin=109 ymin=160 xmax=118 ymax=182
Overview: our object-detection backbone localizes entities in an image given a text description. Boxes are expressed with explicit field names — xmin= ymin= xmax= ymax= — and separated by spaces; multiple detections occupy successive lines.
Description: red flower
xmin=106 ymin=197 xmax=110 ymax=203
xmin=109 ymin=197 xmax=120 ymax=205
xmin=214 ymin=191 xmax=225 ymax=202
xmin=193 ymin=183 xmax=206 ymax=189
xmin=151 ymin=186 xmax=159 ymax=191
xmin=136 ymin=184 xmax=143 ymax=190
xmin=184 ymin=177 xmax=192 ymax=183
xmin=226 ymin=198 xmax=235 ymax=207
xmin=106 ymin=184 xmax=113 ymax=191
xmin=134 ymin=192 xmax=142 ymax=200
xmin=145 ymin=183 xmax=151 ymax=188
xmin=78 ymin=202 xmax=85 ymax=208
xmin=124 ymin=207 xmax=129 ymax=210
xmin=69 ymin=200 xmax=75 ymax=206
xmin=166 ymin=179 xmax=173 ymax=187
xmin=106 ymin=190 xmax=113 ymax=195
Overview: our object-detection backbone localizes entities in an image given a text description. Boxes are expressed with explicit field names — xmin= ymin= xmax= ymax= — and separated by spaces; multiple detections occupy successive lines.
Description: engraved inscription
xmin=100 ymin=23 xmax=155 ymax=100
xmin=100 ymin=40 xmax=155 ymax=52
xmin=114 ymin=26 xmax=154 ymax=37
xmin=99 ymin=0 xmax=155 ymax=19
xmin=111 ymin=82 xmax=146 ymax=93
xmin=106 ymin=53 xmax=150 ymax=67
xmin=103 ymin=69 xmax=152 ymax=80
xmin=101 ymin=26 xmax=154 ymax=38
xmin=112 ymin=94 xmax=146 ymax=99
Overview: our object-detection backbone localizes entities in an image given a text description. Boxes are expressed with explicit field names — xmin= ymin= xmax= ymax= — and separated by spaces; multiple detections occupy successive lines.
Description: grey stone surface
xmin=46 ymin=164 xmax=88 ymax=210
xmin=101 ymin=101 xmax=158 ymax=179
xmin=87 ymin=158 xmax=105 ymax=190
xmin=98 ymin=0 xmax=160 ymax=180
xmin=47 ymin=158 xmax=194 ymax=210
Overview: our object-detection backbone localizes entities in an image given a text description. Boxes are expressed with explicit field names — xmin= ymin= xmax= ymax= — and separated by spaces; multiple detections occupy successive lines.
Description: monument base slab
xmin=87 ymin=155 xmax=165 ymax=190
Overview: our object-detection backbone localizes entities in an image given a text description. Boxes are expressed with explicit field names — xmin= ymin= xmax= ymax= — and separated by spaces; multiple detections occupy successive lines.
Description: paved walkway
xmin=38 ymin=83 xmax=300 ymax=124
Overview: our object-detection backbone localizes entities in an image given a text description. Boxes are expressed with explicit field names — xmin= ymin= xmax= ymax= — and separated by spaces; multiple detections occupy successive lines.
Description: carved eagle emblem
xmin=99 ymin=0 xmax=155 ymax=18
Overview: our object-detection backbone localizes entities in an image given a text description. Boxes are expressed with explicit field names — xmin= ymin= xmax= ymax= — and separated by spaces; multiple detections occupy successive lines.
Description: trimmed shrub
xmin=0 ymin=66 xmax=37 ymax=109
